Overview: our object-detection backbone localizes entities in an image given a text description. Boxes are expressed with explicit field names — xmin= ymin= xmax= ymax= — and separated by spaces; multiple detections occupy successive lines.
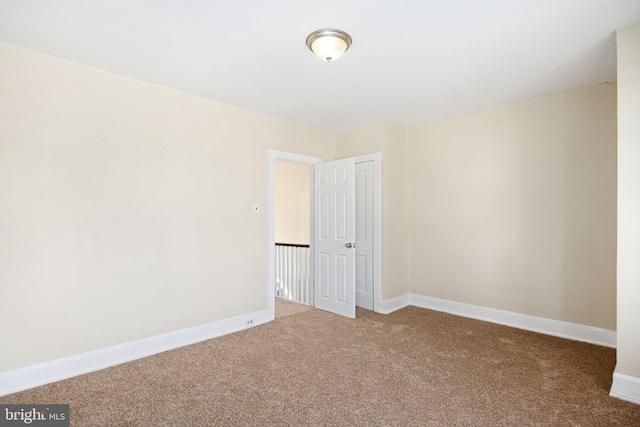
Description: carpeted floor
xmin=275 ymin=297 xmax=313 ymax=319
xmin=2 ymin=302 xmax=639 ymax=426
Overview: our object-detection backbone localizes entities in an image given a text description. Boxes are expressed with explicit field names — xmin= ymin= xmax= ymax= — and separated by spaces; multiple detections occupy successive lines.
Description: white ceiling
xmin=1 ymin=1 xmax=639 ymax=132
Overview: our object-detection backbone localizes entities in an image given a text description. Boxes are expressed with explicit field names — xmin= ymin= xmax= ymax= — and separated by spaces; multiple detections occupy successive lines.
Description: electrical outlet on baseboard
xmin=245 ymin=319 xmax=254 ymax=328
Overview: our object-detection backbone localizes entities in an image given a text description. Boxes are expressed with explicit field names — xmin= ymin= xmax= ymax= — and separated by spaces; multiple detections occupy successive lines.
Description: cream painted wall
xmin=616 ymin=23 xmax=640 ymax=379
xmin=0 ymin=42 xmax=334 ymax=372
xmin=335 ymin=121 xmax=408 ymax=300
xmin=335 ymin=121 xmax=384 ymax=158
xmin=407 ymin=83 xmax=617 ymax=330
xmin=275 ymin=161 xmax=310 ymax=245
xmin=381 ymin=122 xmax=408 ymax=300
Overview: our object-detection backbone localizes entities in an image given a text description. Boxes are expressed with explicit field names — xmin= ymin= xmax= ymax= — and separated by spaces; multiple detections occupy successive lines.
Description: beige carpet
xmin=2 ymin=305 xmax=639 ymax=426
xmin=275 ymin=297 xmax=313 ymax=319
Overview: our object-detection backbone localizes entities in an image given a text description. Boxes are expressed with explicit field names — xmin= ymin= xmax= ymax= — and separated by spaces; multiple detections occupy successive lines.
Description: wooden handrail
xmin=275 ymin=242 xmax=310 ymax=248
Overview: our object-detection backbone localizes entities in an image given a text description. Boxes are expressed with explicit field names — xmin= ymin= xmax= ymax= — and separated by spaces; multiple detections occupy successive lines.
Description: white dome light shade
xmin=311 ymin=36 xmax=347 ymax=61
xmin=306 ymin=29 xmax=352 ymax=62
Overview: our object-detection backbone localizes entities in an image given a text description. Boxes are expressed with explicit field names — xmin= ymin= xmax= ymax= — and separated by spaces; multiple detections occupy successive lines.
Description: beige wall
xmin=335 ymin=121 xmax=409 ymax=300
xmin=335 ymin=121 xmax=383 ymax=158
xmin=381 ymin=122 xmax=409 ymax=300
xmin=0 ymin=42 xmax=333 ymax=372
xmin=616 ymin=23 xmax=640 ymax=378
xmin=275 ymin=161 xmax=310 ymax=245
xmin=407 ymin=83 xmax=617 ymax=330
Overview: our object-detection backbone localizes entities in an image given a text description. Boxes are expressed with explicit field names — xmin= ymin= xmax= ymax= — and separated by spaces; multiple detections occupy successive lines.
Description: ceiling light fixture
xmin=306 ymin=29 xmax=352 ymax=62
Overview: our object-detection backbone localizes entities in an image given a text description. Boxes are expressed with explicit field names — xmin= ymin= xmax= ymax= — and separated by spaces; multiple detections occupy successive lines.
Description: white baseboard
xmin=0 ymin=309 xmax=271 ymax=397
xmin=406 ymin=294 xmax=616 ymax=348
xmin=377 ymin=294 xmax=409 ymax=314
xmin=610 ymin=369 xmax=640 ymax=404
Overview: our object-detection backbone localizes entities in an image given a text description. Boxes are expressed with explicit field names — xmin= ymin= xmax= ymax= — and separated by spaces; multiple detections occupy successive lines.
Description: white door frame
xmin=267 ymin=149 xmax=382 ymax=320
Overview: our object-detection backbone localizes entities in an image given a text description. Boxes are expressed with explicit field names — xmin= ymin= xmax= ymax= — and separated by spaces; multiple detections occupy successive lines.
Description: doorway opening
xmin=267 ymin=150 xmax=382 ymax=321
xmin=274 ymin=160 xmax=312 ymax=311
xmin=267 ymin=150 xmax=322 ymax=321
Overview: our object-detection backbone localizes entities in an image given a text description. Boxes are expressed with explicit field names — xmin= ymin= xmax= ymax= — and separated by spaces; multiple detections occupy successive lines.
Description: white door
xmin=355 ymin=161 xmax=374 ymax=310
xmin=314 ymin=158 xmax=356 ymax=318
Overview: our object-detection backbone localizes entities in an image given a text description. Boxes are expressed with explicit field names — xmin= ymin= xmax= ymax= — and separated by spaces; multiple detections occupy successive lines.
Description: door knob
xmin=345 ymin=242 xmax=356 ymax=248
